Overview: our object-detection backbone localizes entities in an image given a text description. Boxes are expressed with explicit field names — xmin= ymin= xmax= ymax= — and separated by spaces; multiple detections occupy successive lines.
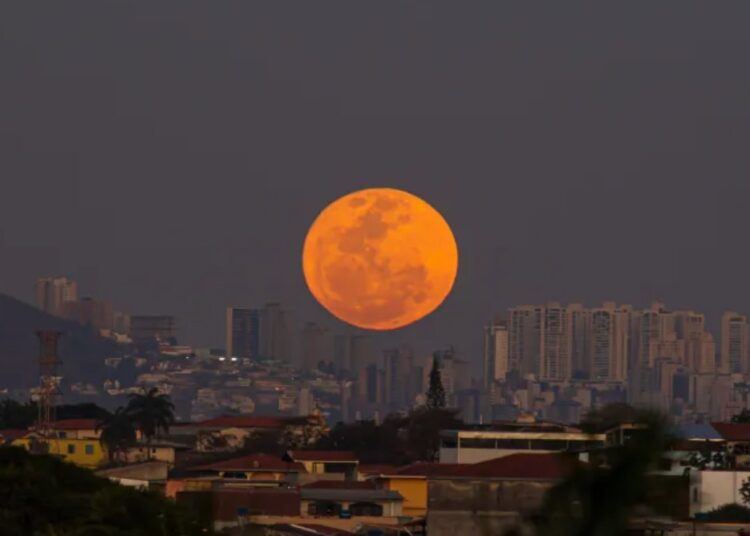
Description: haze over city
xmin=3 ymin=3 xmax=750 ymax=362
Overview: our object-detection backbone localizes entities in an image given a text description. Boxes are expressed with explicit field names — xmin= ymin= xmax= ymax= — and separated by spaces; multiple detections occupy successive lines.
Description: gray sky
xmin=2 ymin=3 xmax=750 ymax=366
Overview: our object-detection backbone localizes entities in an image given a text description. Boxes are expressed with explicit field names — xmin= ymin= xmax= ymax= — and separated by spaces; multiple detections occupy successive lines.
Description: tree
xmin=0 ymin=446 xmax=208 ymax=535
xmin=0 ymin=399 xmax=37 ymax=429
xmin=426 ymin=355 xmax=446 ymax=410
xmin=405 ymin=407 xmax=462 ymax=461
xmin=732 ymin=409 xmax=750 ymax=423
xmin=125 ymin=388 xmax=175 ymax=445
xmin=741 ymin=478 xmax=750 ymax=506
xmin=530 ymin=409 xmax=675 ymax=536
xmin=703 ymin=503 xmax=750 ymax=522
xmin=579 ymin=402 xmax=639 ymax=434
xmin=97 ymin=407 xmax=136 ymax=463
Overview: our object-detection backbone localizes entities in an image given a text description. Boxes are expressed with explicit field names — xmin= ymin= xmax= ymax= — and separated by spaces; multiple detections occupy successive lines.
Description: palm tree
xmin=97 ymin=407 xmax=136 ymax=464
xmin=125 ymin=388 xmax=175 ymax=448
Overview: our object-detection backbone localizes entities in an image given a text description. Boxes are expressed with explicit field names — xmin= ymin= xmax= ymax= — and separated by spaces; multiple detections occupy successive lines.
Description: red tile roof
xmin=288 ymin=450 xmax=358 ymax=462
xmin=49 ymin=419 xmax=100 ymax=430
xmin=194 ymin=454 xmax=304 ymax=472
xmin=301 ymin=480 xmax=376 ymax=490
xmin=358 ymin=464 xmax=400 ymax=476
xmin=197 ymin=415 xmax=290 ymax=429
xmin=209 ymin=488 xmax=301 ymax=519
xmin=0 ymin=429 xmax=28 ymax=443
xmin=451 ymin=453 xmax=577 ymax=480
xmin=393 ymin=462 xmax=464 ymax=477
xmin=710 ymin=422 xmax=750 ymax=442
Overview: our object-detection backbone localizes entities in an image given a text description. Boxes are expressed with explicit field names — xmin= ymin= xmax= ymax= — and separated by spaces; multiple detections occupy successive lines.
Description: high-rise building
xmin=721 ymin=312 xmax=749 ymax=374
xmin=508 ymin=305 xmax=544 ymax=377
xmin=130 ymin=315 xmax=177 ymax=344
xmin=349 ymin=334 xmax=374 ymax=375
xmin=383 ymin=346 xmax=414 ymax=409
xmin=301 ymin=322 xmax=334 ymax=370
xmin=63 ymin=297 xmax=114 ymax=331
xmin=588 ymin=302 xmax=630 ymax=382
xmin=225 ymin=307 xmax=260 ymax=359
xmin=35 ymin=277 xmax=77 ymax=317
xmin=483 ymin=320 xmax=509 ymax=387
xmin=540 ymin=303 xmax=571 ymax=381
xmin=334 ymin=335 xmax=351 ymax=373
xmin=260 ymin=302 xmax=289 ymax=362
xmin=568 ymin=304 xmax=589 ymax=379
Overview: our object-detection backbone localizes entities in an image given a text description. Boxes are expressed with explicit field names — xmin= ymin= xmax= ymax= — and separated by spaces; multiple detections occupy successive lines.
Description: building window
xmin=67 ymin=444 xmax=76 ymax=454
xmin=460 ymin=438 xmax=497 ymax=449
xmin=693 ymin=488 xmax=698 ymax=503
xmin=85 ymin=444 xmax=94 ymax=455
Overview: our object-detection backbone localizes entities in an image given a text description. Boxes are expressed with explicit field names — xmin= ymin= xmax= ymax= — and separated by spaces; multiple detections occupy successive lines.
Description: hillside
xmin=0 ymin=292 xmax=113 ymax=389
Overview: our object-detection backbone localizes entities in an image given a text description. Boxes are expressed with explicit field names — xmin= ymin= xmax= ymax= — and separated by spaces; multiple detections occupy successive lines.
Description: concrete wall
xmin=440 ymin=447 xmax=552 ymax=464
xmin=427 ymin=478 xmax=553 ymax=536
xmin=692 ymin=470 xmax=750 ymax=516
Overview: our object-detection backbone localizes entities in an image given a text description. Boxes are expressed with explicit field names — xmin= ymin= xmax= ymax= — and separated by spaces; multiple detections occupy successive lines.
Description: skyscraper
xmin=721 ymin=312 xmax=748 ymax=374
xmin=35 ymin=277 xmax=77 ymax=317
xmin=540 ymin=303 xmax=571 ymax=381
xmin=63 ymin=297 xmax=114 ymax=331
xmin=260 ymin=302 xmax=289 ymax=362
xmin=567 ymin=304 xmax=589 ymax=379
xmin=588 ymin=302 xmax=630 ymax=382
xmin=225 ymin=307 xmax=260 ymax=359
xmin=301 ymin=321 xmax=334 ymax=370
xmin=483 ymin=320 xmax=509 ymax=387
xmin=508 ymin=305 xmax=544 ymax=377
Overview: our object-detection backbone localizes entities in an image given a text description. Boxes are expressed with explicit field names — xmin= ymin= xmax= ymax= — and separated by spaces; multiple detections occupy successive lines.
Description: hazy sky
xmin=2 ymin=3 xmax=750 ymax=365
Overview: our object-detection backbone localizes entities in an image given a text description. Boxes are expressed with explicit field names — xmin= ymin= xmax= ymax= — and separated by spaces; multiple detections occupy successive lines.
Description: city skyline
xmin=4 ymin=4 xmax=750 ymax=364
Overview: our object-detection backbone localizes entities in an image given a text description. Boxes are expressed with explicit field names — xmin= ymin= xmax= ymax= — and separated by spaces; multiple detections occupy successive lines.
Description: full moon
xmin=302 ymin=188 xmax=458 ymax=330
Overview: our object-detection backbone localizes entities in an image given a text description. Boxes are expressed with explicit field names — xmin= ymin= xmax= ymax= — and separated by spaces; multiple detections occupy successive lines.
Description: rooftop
xmin=288 ymin=450 xmax=358 ymax=463
xmin=710 ymin=422 xmax=750 ymax=442
xmin=445 ymin=453 xmax=578 ymax=480
xmin=302 ymin=480 xmax=376 ymax=490
xmin=193 ymin=454 xmax=304 ymax=472
xmin=300 ymin=488 xmax=403 ymax=502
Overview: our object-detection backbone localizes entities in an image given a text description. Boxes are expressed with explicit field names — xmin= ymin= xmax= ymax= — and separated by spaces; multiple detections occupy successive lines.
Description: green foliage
xmin=0 ymin=446 xmax=208 ymax=535
xmin=97 ymin=407 xmax=136 ymax=463
xmin=125 ymin=388 xmax=175 ymax=442
xmin=316 ymin=407 xmax=462 ymax=463
xmin=0 ymin=399 xmax=37 ymax=429
xmin=531 ymin=408 xmax=674 ymax=536
xmin=426 ymin=355 xmax=446 ymax=410
xmin=579 ymin=402 xmax=639 ymax=434
xmin=0 ymin=400 xmax=114 ymax=430
xmin=741 ymin=478 xmax=750 ymax=505
xmin=732 ymin=409 xmax=750 ymax=423
xmin=702 ymin=502 xmax=750 ymax=522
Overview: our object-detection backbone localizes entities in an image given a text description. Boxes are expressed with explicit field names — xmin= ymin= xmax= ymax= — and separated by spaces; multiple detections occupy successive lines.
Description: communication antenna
xmin=35 ymin=330 xmax=62 ymax=445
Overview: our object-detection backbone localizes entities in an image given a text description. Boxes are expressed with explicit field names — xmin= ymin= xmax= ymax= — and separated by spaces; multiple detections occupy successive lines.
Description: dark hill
xmin=0 ymin=293 xmax=113 ymax=389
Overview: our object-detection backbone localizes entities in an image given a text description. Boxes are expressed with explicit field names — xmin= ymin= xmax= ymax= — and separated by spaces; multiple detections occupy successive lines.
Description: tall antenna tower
xmin=35 ymin=330 xmax=62 ymax=443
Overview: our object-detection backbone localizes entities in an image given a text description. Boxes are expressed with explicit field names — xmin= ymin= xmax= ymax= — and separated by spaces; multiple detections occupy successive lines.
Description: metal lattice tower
xmin=35 ymin=330 xmax=62 ymax=441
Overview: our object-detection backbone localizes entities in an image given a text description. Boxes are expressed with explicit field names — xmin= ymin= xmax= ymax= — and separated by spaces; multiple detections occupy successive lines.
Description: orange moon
xmin=302 ymin=188 xmax=458 ymax=330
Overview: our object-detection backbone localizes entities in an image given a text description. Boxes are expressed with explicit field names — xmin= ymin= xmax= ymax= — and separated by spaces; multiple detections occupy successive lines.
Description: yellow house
xmin=13 ymin=435 xmax=108 ymax=468
xmin=376 ymin=463 xmax=462 ymax=518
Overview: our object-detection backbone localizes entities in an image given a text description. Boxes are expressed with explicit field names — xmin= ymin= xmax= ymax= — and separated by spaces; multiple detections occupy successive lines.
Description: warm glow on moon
xmin=302 ymin=188 xmax=458 ymax=330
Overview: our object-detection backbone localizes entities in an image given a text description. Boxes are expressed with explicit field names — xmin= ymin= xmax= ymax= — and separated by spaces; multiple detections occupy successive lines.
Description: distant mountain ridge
xmin=0 ymin=292 xmax=113 ymax=390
